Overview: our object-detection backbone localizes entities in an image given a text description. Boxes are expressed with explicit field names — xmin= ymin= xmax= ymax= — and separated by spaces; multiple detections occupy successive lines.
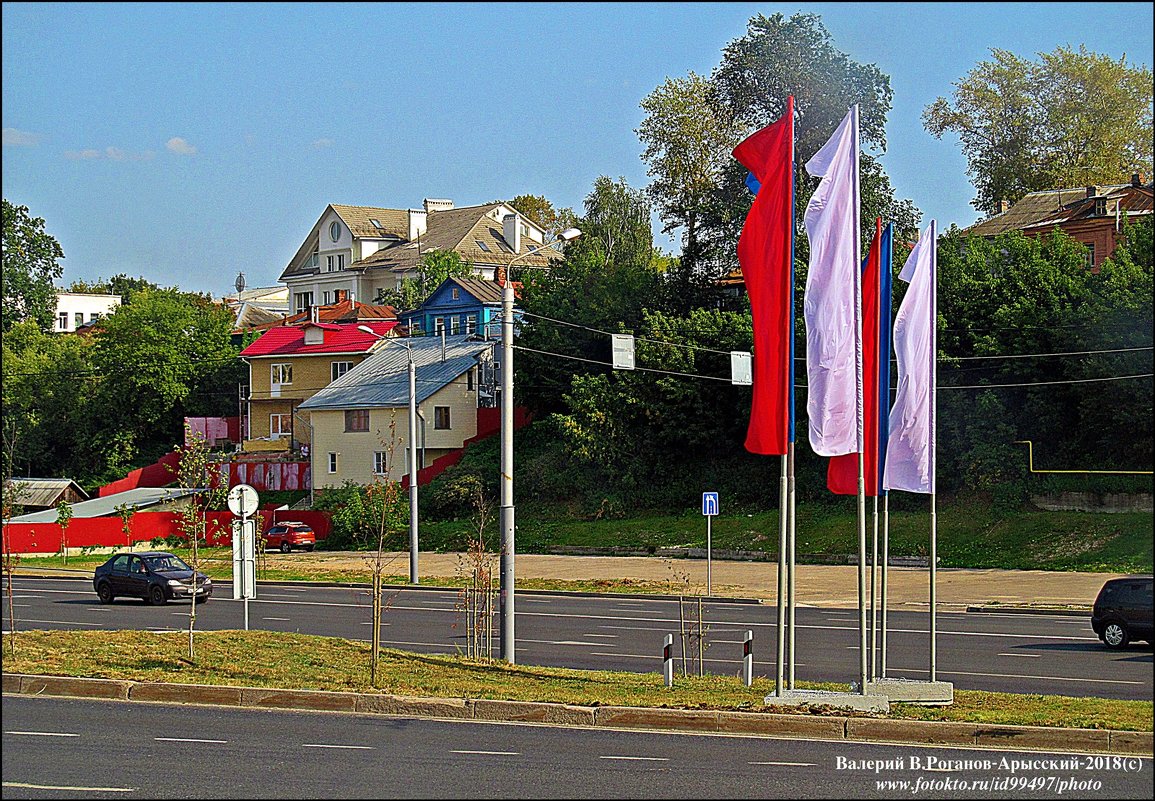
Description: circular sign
xmin=227 ymin=484 xmax=260 ymax=517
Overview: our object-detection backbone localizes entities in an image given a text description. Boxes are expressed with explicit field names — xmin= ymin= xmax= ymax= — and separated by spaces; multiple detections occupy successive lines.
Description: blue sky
xmin=3 ymin=2 xmax=1152 ymax=296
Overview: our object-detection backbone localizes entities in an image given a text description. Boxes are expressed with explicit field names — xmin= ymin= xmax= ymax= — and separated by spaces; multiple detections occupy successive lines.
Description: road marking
xmin=5 ymin=731 xmax=80 ymax=737
xmin=522 ymin=638 xmax=615 ymax=647
xmin=998 ymin=653 xmax=1040 ymax=658
xmin=599 ymin=755 xmax=669 ymax=762
xmin=11 ymin=604 xmax=30 ymax=608
xmin=521 ymin=598 xmax=552 ymax=603
xmin=7 ymin=595 xmax=44 ymax=599
xmin=358 ymin=621 xmax=391 ymax=626
xmin=888 ymin=667 xmax=1143 ymax=685
xmin=302 ymin=743 xmax=374 ymax=750
xmin=583 ymin=633 xmax=618 ymax=638
xmin=449 ymin=750 xmax=520 ymax=755
xmin=748 ymin=761 xmax=816 ymax=766
xmin=5 ymin=618 xmax=101 ymax=627
xmin=262 ymin=617 xmax=291 ymax=621
xmin=155 ymin=737 xmax=228 ymax=744
xmin=589 ymin=651 xmax=804 ymax=668
xmin=3 ymin=782 xmax=134 ymax=793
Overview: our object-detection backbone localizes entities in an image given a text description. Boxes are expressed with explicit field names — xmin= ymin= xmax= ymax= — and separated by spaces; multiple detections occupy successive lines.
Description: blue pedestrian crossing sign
xmin=702 ymin=492 xmax=719 ymax=516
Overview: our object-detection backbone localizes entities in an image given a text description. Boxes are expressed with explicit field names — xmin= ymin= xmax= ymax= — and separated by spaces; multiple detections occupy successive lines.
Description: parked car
xmin=93 ymin=551 xmax=212 ymax=605
xmin=1091 ymin=576 xmax=1153 ymax=649
xmin=264 ymin=521 xmax=316 ymax=553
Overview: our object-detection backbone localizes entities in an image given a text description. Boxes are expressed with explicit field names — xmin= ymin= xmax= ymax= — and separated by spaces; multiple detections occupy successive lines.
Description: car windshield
xmin=144 ymin=555 xmax=191 ymax=572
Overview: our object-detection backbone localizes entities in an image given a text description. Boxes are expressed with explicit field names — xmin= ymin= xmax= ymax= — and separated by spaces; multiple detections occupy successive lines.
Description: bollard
xmin=663 ymin=634 xmax=674 ymax=688
xmin=742 ymin=630 xmax=753 ymax=687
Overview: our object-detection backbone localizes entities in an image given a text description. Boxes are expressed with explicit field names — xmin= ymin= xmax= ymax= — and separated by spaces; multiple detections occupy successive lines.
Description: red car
xmin=264 ymin=521 xmax=316 ymax=553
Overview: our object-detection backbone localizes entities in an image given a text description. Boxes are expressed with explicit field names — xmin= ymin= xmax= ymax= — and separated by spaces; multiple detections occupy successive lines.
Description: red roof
xmin=240 ymin=321 xmax=398 ymax=357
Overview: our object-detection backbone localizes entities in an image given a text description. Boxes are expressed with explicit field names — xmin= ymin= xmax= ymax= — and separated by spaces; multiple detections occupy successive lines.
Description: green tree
xmin=54 ymin=499 xmax=73 ymax=565
xmin=507 ymin=194 xmax=571 ymax=235
xmin=924 ymin=45 xmax=1154 ymax=216
xmin=376 ymin=249 xmax=474 ymax=314
xmin=67 ymin=274 xmax=159 ymax=306
xmin=2 ymin=200 xmax=64 ymax=333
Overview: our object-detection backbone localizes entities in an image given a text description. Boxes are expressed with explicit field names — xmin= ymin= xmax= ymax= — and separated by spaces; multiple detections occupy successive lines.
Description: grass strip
xmin=2 ymin=629 xmax=1149 ymax=732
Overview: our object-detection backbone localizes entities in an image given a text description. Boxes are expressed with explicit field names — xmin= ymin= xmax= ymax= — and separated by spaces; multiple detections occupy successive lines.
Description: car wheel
xmin=148 ymin=585 xmax=167 ymax=606
xmin=96 ymin=582 xmax=114 ymax=604
xmin=194 ymin=595 xmax=209 ymax=604
xmin=305 ymin=544 xmax=315 ymax=552
xmin=280 ymin=541 xmax=292 ymax=554
xmin=1102 ymin=621 xmax=1129 ymax=649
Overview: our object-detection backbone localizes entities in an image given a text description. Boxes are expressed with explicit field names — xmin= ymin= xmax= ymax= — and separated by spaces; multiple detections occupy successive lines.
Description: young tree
xmin=54 ymin=499 xmax=73 ymax=566
xmin=2 ymin=427 xmax=26 ymax=655
xmin=2 ymin=200 xmax=64 ymax=333
xmin=366 ymin=419 xmax=407 ymax=685
xmin=924 ymin=45 xmax=1154 ymax=215
xmin=114 ymin=503 xmax=136 ymax=549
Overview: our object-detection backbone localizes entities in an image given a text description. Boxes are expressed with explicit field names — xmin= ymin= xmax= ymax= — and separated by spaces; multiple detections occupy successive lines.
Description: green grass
xmin=2 ymin=629 xmax=1150 ymax=732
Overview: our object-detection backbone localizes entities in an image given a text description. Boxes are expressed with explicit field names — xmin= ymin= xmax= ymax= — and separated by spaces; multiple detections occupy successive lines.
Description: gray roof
xmin=7 ymin=486 xmax=202 ymax=524
xmin=299 ymin=335 xmax=494 ymax=411
xmin=6 ymin=478 xmax=89 ymax=508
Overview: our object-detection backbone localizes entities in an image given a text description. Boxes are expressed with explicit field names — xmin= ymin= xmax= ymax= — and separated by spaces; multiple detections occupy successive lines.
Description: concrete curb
xmin=966 ymin=605 xmax=1090 ymax=616
xmin=4 ymin=673 xmax=1150 ymax=757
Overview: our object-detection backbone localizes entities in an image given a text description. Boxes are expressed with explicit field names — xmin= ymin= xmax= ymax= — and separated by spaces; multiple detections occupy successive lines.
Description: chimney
xmin=503 ymin=213 xmax=521 ymax=254
xmin=407 ymin=209 xmax=427 ymax=241
xmin=999 ymin=199 xmax=1010 ymax=214
xmin=1133 ymin=172 xmax=1144 ymax=187
xmin=1085 ymin=185 xmax=1099 ymax=198
xmin=423 ymin=198 xmax=454 ymax=214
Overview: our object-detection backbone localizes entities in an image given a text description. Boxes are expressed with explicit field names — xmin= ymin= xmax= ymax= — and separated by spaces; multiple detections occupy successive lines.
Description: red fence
xmin=223 ymin=461 xmax=311 ymax=492
xmin=97 ymin=451 xmax=183 ymax=497
xmin=2 ymin=508 xmax=331 ymax=555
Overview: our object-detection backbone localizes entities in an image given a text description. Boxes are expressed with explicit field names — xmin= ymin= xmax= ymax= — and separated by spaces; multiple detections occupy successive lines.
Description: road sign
xmin=730 ymin=351 xmax=752 ymax=385
xmin=227 ymin=484 xmax=259 ymax=517
xmin=611 ymin=334 xmax=636 ymax=370
xmin=701 ymin=491 xmax=719 ymax=516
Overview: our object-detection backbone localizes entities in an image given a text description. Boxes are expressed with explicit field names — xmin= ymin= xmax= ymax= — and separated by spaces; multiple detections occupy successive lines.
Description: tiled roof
xmin=330 ymin=205 xmax=410 ymax=239
xmin=238 ymin=300 xmax=398 ymax=334
xmin=240 ymin=321 xmax=398 ymax=358
xmin=299 ymin=336 xmax=494 ymax=410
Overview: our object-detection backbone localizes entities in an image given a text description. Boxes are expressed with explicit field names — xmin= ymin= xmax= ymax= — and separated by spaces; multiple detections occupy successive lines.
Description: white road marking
xmin=583 ymin=633 xmax=618 ymax=638
xmin=5 ymin=731 xmax=80 ymax=737
xmin=521 ymin=598 xmax=552 ymax=603
xmin=6 ymin=618 xmax=101 ymax=627
xmin=748 ymin=761 xmax=816 ymax=766
xmin=998 ymin=653 xmax=1040 ymax=658
xmin=262 ymin=617 xmax=291 ymax=621
xmin=11 ymin=604 xmax=30 ymax=608
xmin=7 ymin=595 xmax=45 ymax=599
xmin=450 ymin=750 xmax=520 ymax=755
xmin=522 ymin=638 xmax=615 ymax=647
xmin=3 ymin=781 xmax=134 ymax=792
xmin=358 ymin=621 xmax=391 ymax=626
xmin=599 ymin=755 xmax=669 ymax=762
xmin=302 ymin=743 xmax=374 ymax=750
xmin=155 ymin=737 xmax=228 ymax=743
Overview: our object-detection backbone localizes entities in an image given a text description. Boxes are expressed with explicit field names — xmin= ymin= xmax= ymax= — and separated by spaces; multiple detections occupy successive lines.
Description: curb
xmin=967 ymin=605 xmax=1091 ymax=617
xmin=4 ymin=673 xmax=1150 ymax=757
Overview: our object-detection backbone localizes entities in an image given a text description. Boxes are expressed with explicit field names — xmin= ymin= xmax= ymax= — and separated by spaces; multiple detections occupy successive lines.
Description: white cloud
xmin=311 ymin=137 xmax=334 ymax=149
xmin=166 ymin=136 xmax=197 ymax=155
xmin=3 ymin=127 xmax=41 ymax=146
xmin=63 ymin=146 xmax=155 ymax=161
xmin=105 ymin=146 xmax=126 ymax=161
xmin=65 ymin=149 xmax=103 ymax=160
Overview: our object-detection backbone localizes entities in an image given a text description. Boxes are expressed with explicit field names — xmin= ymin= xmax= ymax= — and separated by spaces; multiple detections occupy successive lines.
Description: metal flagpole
xmin=929 ymin=219 xmax=939 ymax=683
xmin=881 ymin=493 xmax=890 ymax=677
xmin=870 ymin=495 xmax=878 ymax=680
xmin=787 ymin=442 xmax=796 ymax=689
xmin=775 ymin=453 xmax=787 ymax=696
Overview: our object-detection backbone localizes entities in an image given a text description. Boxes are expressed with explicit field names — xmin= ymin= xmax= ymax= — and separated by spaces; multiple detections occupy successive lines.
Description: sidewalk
xmin=291 ymin=552 xmax=1123 ymax=610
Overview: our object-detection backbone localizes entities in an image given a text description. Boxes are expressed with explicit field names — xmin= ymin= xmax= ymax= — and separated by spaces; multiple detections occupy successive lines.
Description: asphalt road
xmin=3 ymin=696 xmax=1152 ymax=799
xmin=3 ymin=575 xmax=1152 ymax=700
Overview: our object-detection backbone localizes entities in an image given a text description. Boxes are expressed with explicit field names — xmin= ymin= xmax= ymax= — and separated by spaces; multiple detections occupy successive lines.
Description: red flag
xmin=733 ymin=96 xmax=794 ymax=455
xmin=828 ymin=218 xmax=882 ymax=494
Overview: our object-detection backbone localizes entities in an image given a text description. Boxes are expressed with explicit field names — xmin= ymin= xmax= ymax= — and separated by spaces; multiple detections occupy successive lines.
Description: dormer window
xmin=1094 ymin=198 xmax=1107 ymax=217
xmin=303 ymin=326 xmax=324 ymax=345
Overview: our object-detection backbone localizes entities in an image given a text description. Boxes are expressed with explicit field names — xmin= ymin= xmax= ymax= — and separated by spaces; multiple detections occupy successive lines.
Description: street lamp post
xmin=357 ymin=326 xmax=420 ymax=584
xmin=499 ymin=227 xmax=582 ymax=664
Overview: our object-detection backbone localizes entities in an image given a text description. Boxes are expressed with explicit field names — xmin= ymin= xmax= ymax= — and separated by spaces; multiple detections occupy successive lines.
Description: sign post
xmin=227 ymin=483 xmax=260 ymax=630
xmin=701 ymin=492 xmax=719 ymax=596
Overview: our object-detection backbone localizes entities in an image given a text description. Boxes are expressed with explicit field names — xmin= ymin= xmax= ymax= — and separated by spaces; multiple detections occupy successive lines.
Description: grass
xmin=1 ymin=629 xmax=1150 ymax=732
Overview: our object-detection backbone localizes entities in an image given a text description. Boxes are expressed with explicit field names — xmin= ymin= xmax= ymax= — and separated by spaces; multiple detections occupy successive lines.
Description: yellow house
xmin=240 ymin=320 xmax=398 ymax=450
xmin=298 ymin=335 xmax=496 ymax=487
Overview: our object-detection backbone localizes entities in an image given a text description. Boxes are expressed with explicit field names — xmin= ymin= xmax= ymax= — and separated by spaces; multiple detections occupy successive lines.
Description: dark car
xmin=264 ymin=521 xmax=316 ymax=553
xmin=93 ymin=551 xmax=212 ymax=605
xmin=1091 ymin=576 xmax=1153 ymax=649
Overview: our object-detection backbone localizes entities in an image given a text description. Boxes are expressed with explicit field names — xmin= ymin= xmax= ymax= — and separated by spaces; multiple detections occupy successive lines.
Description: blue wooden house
xmin=400 ymin=276 xmax=519 ymax=340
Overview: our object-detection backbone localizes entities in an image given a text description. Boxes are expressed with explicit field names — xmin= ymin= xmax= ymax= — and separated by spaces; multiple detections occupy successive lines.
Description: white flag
xmin=884 ymin=222 xmax=937 ymax=494
xmin=803 ymin=107 xmax=861 ymax=457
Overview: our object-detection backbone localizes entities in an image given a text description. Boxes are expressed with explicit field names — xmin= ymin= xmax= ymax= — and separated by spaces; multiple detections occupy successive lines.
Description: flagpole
xmin=929 ymin=219 xmax=938 ymax=683
xmin=787 ymin=442 xmax=796 ymax=689
xmin=870 ymin=495 xmax=878 ymax=680
xmin=786 ymin=93 xmax=797 ymax=692
xmin=881 ymin=492 xmax=889 ymax=677
xmin=776 ymin=454 xmax=787 ymax=696
xmin=851 ymin=104 xmax=867 ymax=695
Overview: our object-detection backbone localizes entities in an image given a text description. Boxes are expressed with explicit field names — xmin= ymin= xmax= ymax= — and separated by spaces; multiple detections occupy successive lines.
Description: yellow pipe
xmin=1014 ymin=440 xmax=1153 ymax=475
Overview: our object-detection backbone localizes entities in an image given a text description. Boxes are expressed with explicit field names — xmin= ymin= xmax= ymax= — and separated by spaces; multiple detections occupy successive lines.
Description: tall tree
xmin=67 ymin=274 xmax=159 ymax=306
xmin=2 ymin=200 xmax=64 ymax=333
xmin=507 ymin=194 xmax=570 ymax=235
xmin=924 ymin=45 xmax=1154 ymax=216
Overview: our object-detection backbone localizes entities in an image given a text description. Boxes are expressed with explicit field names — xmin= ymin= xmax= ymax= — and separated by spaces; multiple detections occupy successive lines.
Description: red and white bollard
xmin=742 ymin=630 xmax=753 ymax=687
xmin=663 ymin=633 xmax=674 ymax=687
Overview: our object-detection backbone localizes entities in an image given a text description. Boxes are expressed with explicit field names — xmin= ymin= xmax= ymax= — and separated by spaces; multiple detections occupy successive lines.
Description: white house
xmin=277 ymin=199 xmax=557 ymax=314
xmin=54 ymin=292 xmax=121 ymax=332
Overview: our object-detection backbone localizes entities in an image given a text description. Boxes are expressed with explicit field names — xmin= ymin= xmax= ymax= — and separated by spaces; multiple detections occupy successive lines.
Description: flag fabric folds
xmin=733 ymin=96 xmax=794 ymax=456
xmin=827 ymin=219 xmax=892 ymax=495
xmin=884 ymin=222 xmax=937 ymax=494
xmin=803 ymin=107 xmax=860 ymax=457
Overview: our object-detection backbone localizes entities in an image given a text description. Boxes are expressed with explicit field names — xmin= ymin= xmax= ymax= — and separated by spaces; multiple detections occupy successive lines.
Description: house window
xmin=434 ymin=317 xmax=445 ymax=335
xmin=75 ymin=312 xmax=84 ymax=328
xmin=89 ymin=312 xmax=101 ymax=322
xmin=410 ymin=319 xmax=422 ymax=334
xmin=345 ymin=409 xmax=369 ymax=432
xmin=323 ymin=290 xmax=332 ymax=305
xmin=328 ymin=453 xmax=338 ymax=473
xmin=58 ymin=312 xmax=69 ymax=330
xmin=331 ymin=361 xmax=352 ymax=382
xmin=450 ymin=316 xmax=460 ymax=335
xmin=434 ymin=406 xmax=451 ymax=430
xmin=465 ymin=315 xmax=477 ymax=335
xmin=1094 ymin=198 xmax=1107 ymax=217
xmin=271 ymin=363 xmax=293 ymax=385
xmin=475 ymin=240 xmax=491 ymax=252
xmin=451 ymin=288 xmax=460 ymax=300
xmin=1084 ymin=243 xmax=1096 ymax=270
xmin=337 ymin=254 xmax=344 ymax=270
xmin=467 ymin=368 xmax=475 ymax=392
xmin=326 ymin=256 xmax=334 ymax=272
xmin=270 ymin=414 xmax=291 ymax=438
xmin=294 ymin=292 xmax=313 ymax=312
xmin=373 ymin=451 xmax=388 ymax=475
xmin=335 ymin=289 xmax=348 ymax=302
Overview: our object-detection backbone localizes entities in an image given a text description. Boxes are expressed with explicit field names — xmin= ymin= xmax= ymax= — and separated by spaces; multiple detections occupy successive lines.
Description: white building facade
xmin=54 ymin=292 xmax=121 ymax=332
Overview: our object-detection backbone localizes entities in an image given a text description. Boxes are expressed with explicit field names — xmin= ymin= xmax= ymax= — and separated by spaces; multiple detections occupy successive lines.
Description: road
xmin=3 ymin=696 xmax=1151 ymax=799
xmin=3 ymin=575 xmax=1152 ymax=700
